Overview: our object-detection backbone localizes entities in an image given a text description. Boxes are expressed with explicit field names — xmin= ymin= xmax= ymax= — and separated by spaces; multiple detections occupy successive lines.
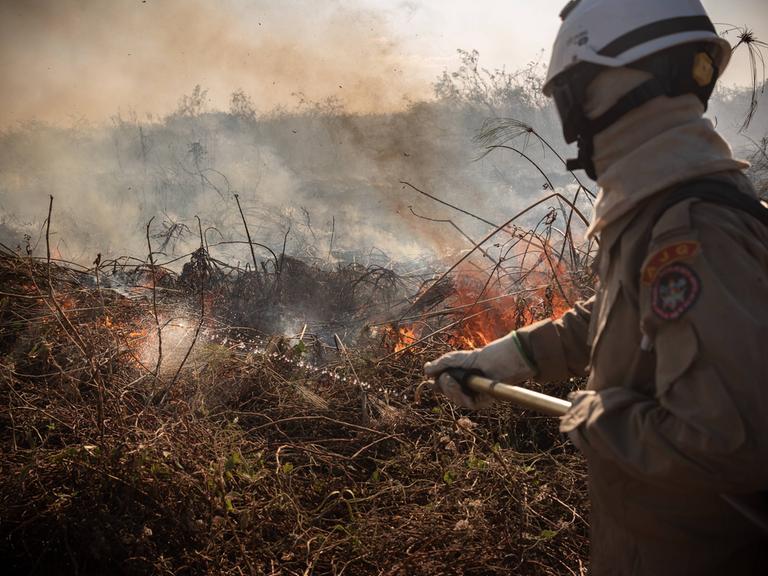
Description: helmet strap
xmin=566 ymin=136 xmax=597 ymax=180
xmin=566 ymin=78 xmax=674 ymax=180
xmin=564 ymin=46 xmax=720 ymax=181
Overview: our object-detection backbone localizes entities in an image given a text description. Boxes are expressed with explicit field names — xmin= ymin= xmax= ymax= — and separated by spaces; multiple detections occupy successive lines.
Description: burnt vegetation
xmin=0 ymin=203 xmax=591 ymax=575
xmin=1 ymin=50 xmax=767 ymax=575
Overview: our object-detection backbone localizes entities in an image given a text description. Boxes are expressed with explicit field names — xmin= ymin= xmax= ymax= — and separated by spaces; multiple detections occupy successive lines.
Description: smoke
xmin=0 ymin=99 xmax=570 ymax=267
xmin=0 ymin=0 xmax=429 ymax=127
xmin=1 ymin=0 xmax=519 ymax=264
xmin=2 ymin=1 xmax=763 ymax=268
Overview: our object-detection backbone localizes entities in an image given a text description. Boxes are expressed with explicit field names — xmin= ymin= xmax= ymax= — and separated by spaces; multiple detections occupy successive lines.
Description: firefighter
xmin=425 ymin=0 xmax=768 ymax=573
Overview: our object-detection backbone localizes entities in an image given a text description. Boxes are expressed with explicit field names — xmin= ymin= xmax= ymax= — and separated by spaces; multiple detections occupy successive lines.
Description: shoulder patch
xmin=642 ymin=241 xmax=700 ymax=284
xmin=651 ymin=263 xmax=701 ymax=321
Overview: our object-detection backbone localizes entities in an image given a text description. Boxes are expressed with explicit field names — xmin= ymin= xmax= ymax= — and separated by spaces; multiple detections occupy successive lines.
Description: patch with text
xmin=642 ymin=241 xmax=700 ymax=284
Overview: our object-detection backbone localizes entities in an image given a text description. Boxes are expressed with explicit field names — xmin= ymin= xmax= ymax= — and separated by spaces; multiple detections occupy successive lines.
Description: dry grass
xmin=0 ymin=244 xmax=589 ymax=576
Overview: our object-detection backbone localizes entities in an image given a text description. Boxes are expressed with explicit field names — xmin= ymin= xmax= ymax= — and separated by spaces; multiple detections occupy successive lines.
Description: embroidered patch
xmin=651 ymin=264 xmax=701 ymax=320
xmin=642 ymin=241 xmax=700 ymax=284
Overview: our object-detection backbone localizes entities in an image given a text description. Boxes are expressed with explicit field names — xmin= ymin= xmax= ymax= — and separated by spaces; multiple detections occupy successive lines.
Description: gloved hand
xmin=424 ymin=331 xmax=537 ymax=409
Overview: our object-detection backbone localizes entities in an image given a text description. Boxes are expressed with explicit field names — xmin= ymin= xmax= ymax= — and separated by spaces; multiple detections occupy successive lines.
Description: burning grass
xmin=0 ymin=237 xmax=590 ymax=575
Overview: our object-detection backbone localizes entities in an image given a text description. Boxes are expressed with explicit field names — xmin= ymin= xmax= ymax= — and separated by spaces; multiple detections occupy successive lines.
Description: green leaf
xmin=150 ymin=462 xmax=170 ymax=477
xmin=293 ymin=341 xmax=306 ymax=355
xmin=225 ymin=495 xmax=236 ymax=512
xmin=370 ymin=469 xmax=381 ymax=483
xmin=467 ymin=457 xmax=487 ymax=470
xmin=442 ymin=470 xmax=454 ymax=485
xmin=225 ymin=451 xmax=242 ymax=472
xmin=539 ymin=529 xmax=558 ymax=540
xmin=281 ymin=462 xmax=294 ymax=474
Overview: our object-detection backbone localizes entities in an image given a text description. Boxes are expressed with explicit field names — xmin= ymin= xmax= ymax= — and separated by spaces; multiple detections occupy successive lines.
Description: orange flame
xmin=384 ymin=325 xmax=418 ymax=352
xmin=389 ymin=256 xmax=578 ymax=353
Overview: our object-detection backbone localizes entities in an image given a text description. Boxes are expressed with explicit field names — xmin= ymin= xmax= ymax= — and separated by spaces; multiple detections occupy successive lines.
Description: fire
xmin=393 ymin=326 xmax=417 ymax=352
xmin=444 ymin=275 xmax=517 ymax=349
xmin=389 ymin=257 xmax=578 ymax=353
xmin=446 ymin=270 xmax=576 ymax=349
xmin=383 ymin=325 xmax=418 ymax=352
xmin=104 ymin=311 xmax=205 ymax=374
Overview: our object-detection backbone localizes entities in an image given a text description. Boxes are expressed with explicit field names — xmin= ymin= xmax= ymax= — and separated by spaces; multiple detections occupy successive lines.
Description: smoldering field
xmin=1 ymin=7 xmax=768 ymax=574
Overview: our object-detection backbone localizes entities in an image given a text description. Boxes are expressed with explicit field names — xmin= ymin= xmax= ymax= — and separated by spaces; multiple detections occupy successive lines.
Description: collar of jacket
xmin=586 ymin=93 xmax=749 ymax=238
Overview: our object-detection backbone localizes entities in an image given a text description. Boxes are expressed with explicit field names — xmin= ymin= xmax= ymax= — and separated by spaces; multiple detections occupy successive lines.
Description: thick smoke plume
xmin=0 ymin=42 xmax=579 ymax=266
xmin=0 ymin=0 xmax=428 ymax=126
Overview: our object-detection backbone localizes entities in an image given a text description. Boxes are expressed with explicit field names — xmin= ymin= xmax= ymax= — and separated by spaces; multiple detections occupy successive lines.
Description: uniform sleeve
xmin=561 ymin=207 xmax=768 ymax=494
xmin=516 ymin=296 xmax=594 ymax=382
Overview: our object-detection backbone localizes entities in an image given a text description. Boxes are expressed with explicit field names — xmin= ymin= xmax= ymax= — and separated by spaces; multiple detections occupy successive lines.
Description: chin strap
xmin=566 ymin=78 xmax=668 ymax=180
xmin=566 ymin=137 xmax=597 ymax=180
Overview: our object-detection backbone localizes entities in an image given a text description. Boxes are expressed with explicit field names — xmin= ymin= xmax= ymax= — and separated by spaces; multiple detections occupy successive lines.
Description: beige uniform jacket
xmin=517 ymin=172 xmax=768 ymax=575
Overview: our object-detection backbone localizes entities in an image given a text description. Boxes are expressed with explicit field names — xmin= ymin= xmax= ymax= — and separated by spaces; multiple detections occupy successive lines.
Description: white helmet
xmin=543 ymin=0 xmax=732 ymax=179
xmin=544 ymin=0 xmax=731 ymax=96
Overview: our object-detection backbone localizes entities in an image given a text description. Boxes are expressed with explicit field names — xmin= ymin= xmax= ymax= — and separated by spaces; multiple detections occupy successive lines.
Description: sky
xmin=0 ymin=0 xmax=766 ymax=126
xmin=379 ymin=0 xmax=768 ymax=81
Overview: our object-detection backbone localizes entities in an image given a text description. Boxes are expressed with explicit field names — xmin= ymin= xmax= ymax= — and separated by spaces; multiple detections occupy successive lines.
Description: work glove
xmin=424 ymin=331 xmax=536 ymax=410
